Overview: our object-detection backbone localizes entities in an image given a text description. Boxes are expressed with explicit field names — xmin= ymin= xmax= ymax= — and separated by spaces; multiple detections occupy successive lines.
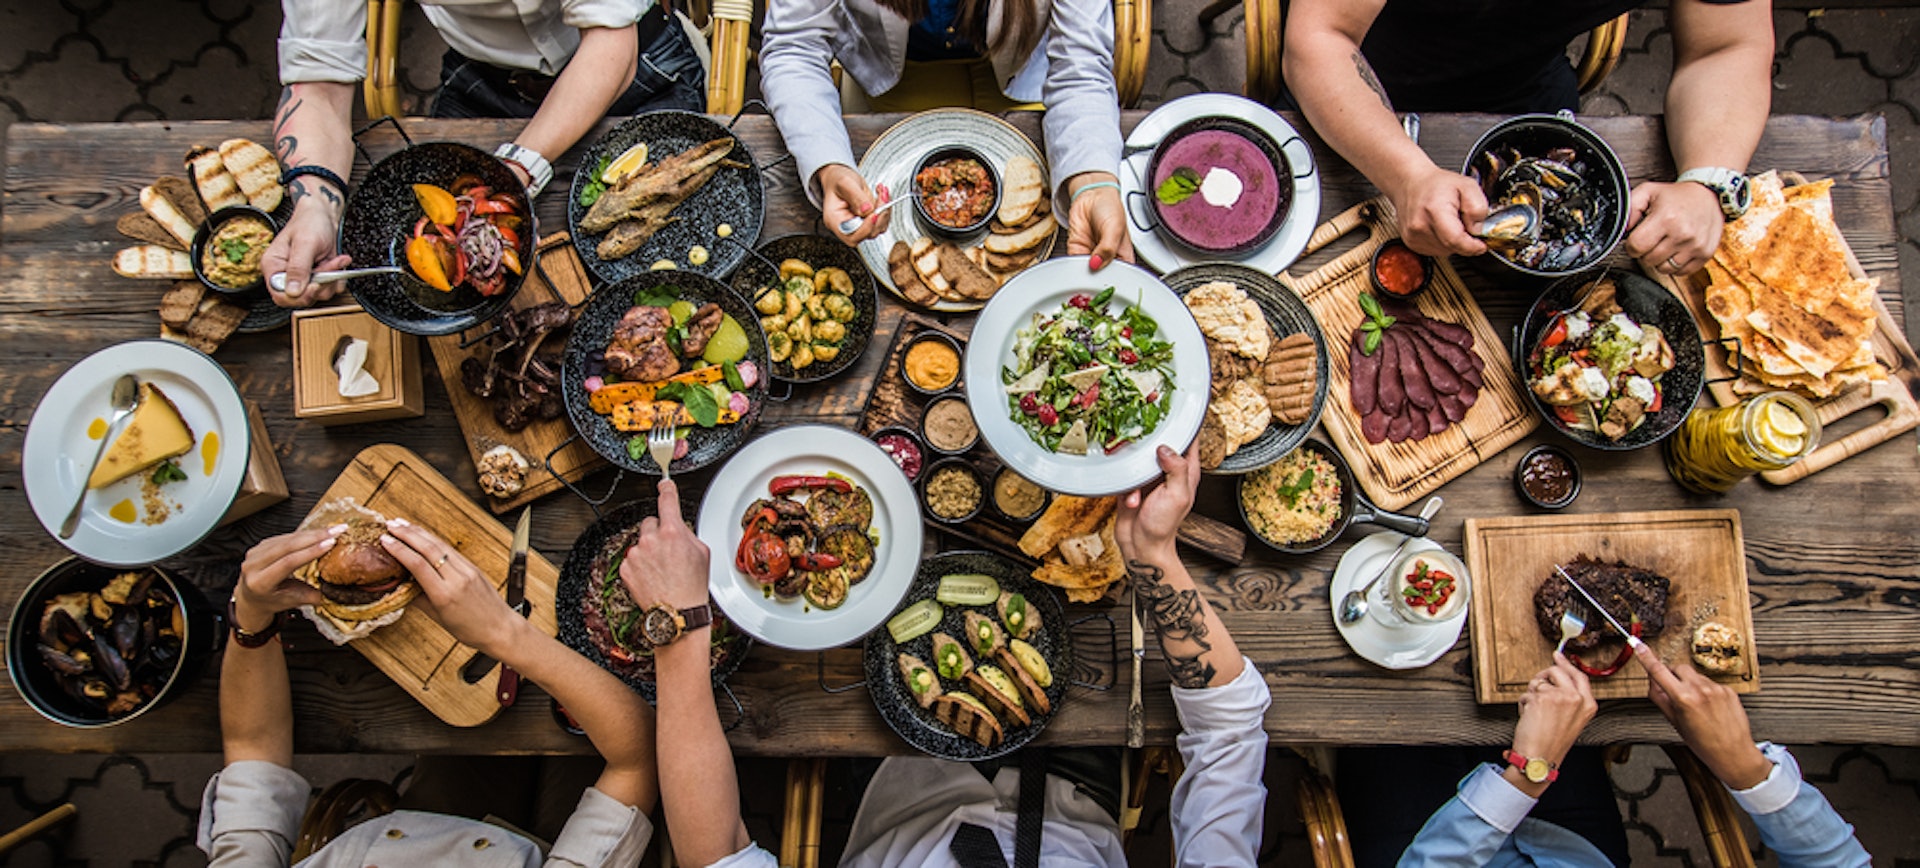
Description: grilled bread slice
xmin=887 ymin=240 xmax=939 ymax=306
xmin=152 ymin=176 xmax=208 ymax=226
xmin=994 ymin=648 xmax=1051 ymax=716
xmin=1263 ymin=331 xmax=1319 ymax=425
xmin=114 ymin=245 xmax=194 ymax=279
xmin=117 ymin=212 xmax=186 ymax=250
xmin=139 ymin=185 xmax=200 ymax=248
xmin=159 ymin=280 xmax=207 ymax=328
xmin=966 ymin=667 xmax=1031 ymax=728
xmin=219 ymin=139 xmax=284 ymax=211
xmin=985 ymin=213 xmax=1055 ymax=255
xmin=186 ymin=146 xmax=248 ymax=212
xmin=938 ymin=243 xmax=999 ymax=300
xmin=997 ymin=156 xmax=1045 ymax=226
xmin=930 ymin=693 xmax=1003 ymax=748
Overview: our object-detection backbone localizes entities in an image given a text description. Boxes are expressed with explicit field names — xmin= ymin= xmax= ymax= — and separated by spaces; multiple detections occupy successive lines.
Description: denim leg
xmin=607 ymin=17 xmax=708 ymax=116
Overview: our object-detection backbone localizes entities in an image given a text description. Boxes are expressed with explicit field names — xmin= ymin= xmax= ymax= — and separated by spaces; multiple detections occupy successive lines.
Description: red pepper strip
xmin=793 ymin=552 xmax=843 ymax=571
xmin=735 ymin=507 xmax=777 ymax=572
xmin=769 ymin=475 xmax=852 ymax=495
xmin=1570 ymin=617 xmax=1642 ymax=677
xmin=472 ymin=198 xmax=515 ymax=215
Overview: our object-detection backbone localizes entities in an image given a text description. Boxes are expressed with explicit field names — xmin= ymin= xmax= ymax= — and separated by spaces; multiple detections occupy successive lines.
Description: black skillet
xmin=1238 ymin=439 xmax=1430 ymax=554
xmin=727 ymin=233 xmax=879 ymax=385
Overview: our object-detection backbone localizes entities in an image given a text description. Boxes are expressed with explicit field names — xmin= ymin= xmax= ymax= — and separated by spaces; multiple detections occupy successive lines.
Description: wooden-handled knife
xmin=1127 ymin=590 xmax=1145 ymax=748
xmin=495 ymin=506 xmax=532 ymax=706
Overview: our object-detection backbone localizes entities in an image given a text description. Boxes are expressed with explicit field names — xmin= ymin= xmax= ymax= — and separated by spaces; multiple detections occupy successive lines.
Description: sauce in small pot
xmin=916 ymin=158 xmax=995 ymax=229
xmin=875 ymin=431 xmax=923 ymax=480
xmin=1373 ymin=240 xmax=1430 ymax=298
xmin=1519 ymin=447 xmax=1578 ymax=506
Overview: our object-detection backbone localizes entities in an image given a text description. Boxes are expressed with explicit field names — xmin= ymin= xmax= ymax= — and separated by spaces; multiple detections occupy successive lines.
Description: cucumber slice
xmin=936 ymin=574 xmax=1001 ymax=606
xmin=887 ymin=599 xmax=943 ymax=643
xmin=1010 ymin=639 xmax=1052 ymax=688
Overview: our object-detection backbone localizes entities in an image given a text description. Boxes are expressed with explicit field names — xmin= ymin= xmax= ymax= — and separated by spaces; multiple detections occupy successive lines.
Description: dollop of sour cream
xmin=1199 ymin=167 xmax=1243 ymax=208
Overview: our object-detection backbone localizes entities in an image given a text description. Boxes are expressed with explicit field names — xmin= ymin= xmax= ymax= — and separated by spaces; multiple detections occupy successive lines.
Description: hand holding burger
xmin=235 ymin=526 xmax=343 ymax=631
xmin=295 ymin=506 xmax=421 ymax=629
xmin=380 ymin=519 xmax=528 ymax=657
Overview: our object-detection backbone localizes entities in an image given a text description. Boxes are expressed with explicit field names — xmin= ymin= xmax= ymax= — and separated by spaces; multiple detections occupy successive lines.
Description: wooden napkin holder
xmin=220 ymin=400 xmax=290 ymax=525
xmin=292 ymin=304 xmax=423 ymax=425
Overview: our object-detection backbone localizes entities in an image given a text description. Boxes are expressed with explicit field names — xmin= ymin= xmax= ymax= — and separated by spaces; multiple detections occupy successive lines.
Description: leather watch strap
xmin=680 ymin=604 xmax=712 ymax=631
xmin=228 ymin=599 xmax=287 ymax=649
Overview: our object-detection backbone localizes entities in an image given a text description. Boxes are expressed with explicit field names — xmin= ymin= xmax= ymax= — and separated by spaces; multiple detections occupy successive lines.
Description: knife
xmin=1127 ymin=590 xmax=1145 ymax=749
xmin=1554 ymin=564 xmax=1644 ymax=650
xmin=496 ymin=507 xmax=533 ymax=705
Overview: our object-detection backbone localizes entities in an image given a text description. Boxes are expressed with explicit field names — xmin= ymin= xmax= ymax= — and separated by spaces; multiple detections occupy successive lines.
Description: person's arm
xmin=261 ymin=81 xmax=356 ymax=307
xmin=1037 ymin=0 xmax=1130 ymax=268
xmin=1635 ymin=648 xmax=1870 ymax=868
xmin=1623 ymin=0 xmax=1773 ymax=276
xmin=1400 ymin=652 xmax=1597 ymax=867
xmin=761 ymin=0 xmax=886 ymax=245
xmin=1282 ymin=0 xmax=1487 ymax=258
xmin=1118 ymin=445 xmax=1242 ymax=688
xmin=381 ymin=521 xmax=658 ymax=811
xmin=507 ymin=23 xmax=641 ymax=190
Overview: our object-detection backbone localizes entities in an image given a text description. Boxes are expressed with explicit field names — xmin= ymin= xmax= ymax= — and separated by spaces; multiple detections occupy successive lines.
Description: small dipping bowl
xmin=991 ymin=466 xmax=1051 ymax=523
xmin=1371 ymin=239 xmax=1433 ymax=301
xmin=919 ymin=457 xmax=985 ymax=524
xmin=1515 ymin=444 xmax=1581 ymax=509
xmin=921 ymin=394 xmax=979 ymax=455
xmin=191 ymin=206 xmax=280 ymax=296
xmin=911 ymin=146 xmax=1001 ymax=239
xmin=901 ymin=330 xmax=964 ymax=396
xmin=870 ymin=426 xmax=926 ymax=483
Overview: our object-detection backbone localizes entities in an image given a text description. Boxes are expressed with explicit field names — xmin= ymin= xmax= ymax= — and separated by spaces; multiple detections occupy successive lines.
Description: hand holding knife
xmin=1555 ymin=564 xmax=1643 ymax=650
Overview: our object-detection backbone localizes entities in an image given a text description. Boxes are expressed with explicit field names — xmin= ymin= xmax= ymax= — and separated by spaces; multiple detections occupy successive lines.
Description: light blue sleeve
xmin=1398 ymin=764 xmax=1535 ymax=868
xmin=1733 ymin=744 xmax=1871 ymax=868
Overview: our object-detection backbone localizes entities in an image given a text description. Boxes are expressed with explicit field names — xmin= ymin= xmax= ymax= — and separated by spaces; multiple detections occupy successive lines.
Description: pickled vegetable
xmin=702 ymin=314 xmax=750 ymax=365
xmin=887 ymin=599 xmax=944 ymax=643
xmin=937 ymin=574 xmax=1000 ymax=606
xmin=1010 ymin=639 xmax=1052 ymax=687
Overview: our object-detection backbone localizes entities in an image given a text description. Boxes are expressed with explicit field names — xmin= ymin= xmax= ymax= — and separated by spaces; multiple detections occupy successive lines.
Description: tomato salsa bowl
xmin=912 ymin=146 xmax=1001 ymax=239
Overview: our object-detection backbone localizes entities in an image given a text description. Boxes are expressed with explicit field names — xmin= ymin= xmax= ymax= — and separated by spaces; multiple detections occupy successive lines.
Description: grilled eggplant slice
xmin=994 ymin=648 xmax=1051 ymax=716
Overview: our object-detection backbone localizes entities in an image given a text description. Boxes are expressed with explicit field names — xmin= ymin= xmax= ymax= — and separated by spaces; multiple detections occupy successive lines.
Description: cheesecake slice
xmin=88 ymin=382 xmax=195 ymax=489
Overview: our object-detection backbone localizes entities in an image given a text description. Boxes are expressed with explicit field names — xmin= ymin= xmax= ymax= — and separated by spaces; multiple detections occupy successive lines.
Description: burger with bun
xmin=294 ymin=499 xmax=419 ymax=631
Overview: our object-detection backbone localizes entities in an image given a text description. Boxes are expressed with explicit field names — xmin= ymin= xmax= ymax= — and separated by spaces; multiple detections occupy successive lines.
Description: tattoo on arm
xmin=284 ymin=179 xmax=341 ymax=213
xmin=272 ymin=87 xmax=306 ymax=165
xmin=1352 ymin=50 xmax=1393 ymax=111
xmin=1129 ymin=560 xmax=1217 ymax=688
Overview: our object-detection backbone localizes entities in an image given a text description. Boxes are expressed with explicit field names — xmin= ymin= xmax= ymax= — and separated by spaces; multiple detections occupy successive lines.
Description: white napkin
xmin=334 ymin=337 xmax=380 ymax=397
xmin=299 ymin=603 xmax=405 ymax=644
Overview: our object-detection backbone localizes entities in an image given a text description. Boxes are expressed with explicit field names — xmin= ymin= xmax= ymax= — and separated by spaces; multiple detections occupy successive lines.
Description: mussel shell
xmin=111 ymin=607 xmax=143 ymax=660
xmin=91 ymin=632 xmax=131 ymax=691
xmin=37 ymin=644 xmax=87 ymax=676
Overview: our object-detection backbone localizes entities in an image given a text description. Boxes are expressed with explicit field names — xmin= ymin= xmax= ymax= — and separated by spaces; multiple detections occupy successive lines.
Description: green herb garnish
xmin=1357 ymin=292 xmax=1398 ymax=355
xmin=577 ymin=156 xmax=612 ymax=208
xmin=656 ymin=381 xmax=720 ymax=427
xmin=1277 ymin=468 xmax=1314 ymax=508
xmin=1155 ymin=167 xmax=1200 ymax=206
xmin=151 ymin=460 xmax=187 ymax=485
xmin=219 ymin=238 xmax=250 ymax=264
xmin=632 ymin=287 xmax=682 ymax=308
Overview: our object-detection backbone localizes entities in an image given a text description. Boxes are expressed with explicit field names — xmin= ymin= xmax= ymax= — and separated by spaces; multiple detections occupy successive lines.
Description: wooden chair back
xmin=364 ymin=0 xmax=406 ymax=118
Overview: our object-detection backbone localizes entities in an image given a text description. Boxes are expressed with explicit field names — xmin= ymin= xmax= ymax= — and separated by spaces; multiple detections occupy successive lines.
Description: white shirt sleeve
xmin=278 ymin=0 xmax=367 ymax=84
xmin=560 ymin=0 xmax=648 ymax=31
xmin=1168 ymin=658 xmax=1270 ymax=868
xmin=196 ymin=760 xmax=311 ymax=867
xmin=545 ymin=787 xmax=655 ymax=868
xmin=707 ymin=841 xmax=782 ymax=867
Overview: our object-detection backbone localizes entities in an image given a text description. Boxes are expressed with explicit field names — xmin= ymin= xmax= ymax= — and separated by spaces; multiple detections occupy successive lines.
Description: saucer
xmin=1330 ymin=531 xmax=1467 ymax=669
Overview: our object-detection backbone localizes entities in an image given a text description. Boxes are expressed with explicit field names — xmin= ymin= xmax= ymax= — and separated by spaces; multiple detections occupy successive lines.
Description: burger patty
xmin=1534 ymin=555 xmax=1669 ymax=654
xmin=316 ymin=576 xmax=407 ymax=607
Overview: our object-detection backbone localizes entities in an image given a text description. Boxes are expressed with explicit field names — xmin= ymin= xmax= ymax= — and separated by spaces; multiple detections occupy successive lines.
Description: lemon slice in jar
xmin=1753 ymin=399 xmax=1807 ymax=458
xmin=602 ymin=142 xmax=649 ymax=184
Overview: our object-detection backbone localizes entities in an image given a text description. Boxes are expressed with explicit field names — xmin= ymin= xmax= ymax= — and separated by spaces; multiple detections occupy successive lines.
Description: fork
xmin=1553 ymin=605 xmax=1588 ymax=655
xmin=647 ymin=414 xmax=676 ymax=480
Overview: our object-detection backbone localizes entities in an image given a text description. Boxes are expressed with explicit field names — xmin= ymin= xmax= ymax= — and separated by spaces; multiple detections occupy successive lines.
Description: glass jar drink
xmin=1664 ymin=392 xmax=1821 ymax=494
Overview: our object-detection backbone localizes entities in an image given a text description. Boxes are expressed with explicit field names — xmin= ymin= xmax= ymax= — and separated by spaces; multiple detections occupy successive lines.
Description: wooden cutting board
xmin=1648 ymin=172 xmax=1920 ymax=485
xmin=1280 ymin=200 xmax=1538 ymax=511
xmin=1464 ymin=509 xmax=1758 ymax=704
xmin=305 ymin=444 xmax=560 ymax=726
xmin=427 ymin=231 xmax=605 ymax=513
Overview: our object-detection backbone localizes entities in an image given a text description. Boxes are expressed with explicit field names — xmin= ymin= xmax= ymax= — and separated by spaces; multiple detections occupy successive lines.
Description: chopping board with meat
xmin=1285 ymin=200 xmax=1537 ymax=511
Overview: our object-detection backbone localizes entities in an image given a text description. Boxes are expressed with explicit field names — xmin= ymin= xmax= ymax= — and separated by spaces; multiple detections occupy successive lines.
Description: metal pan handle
xmin=1348 ymin=492 xmax=1432 ymax=538
xmin=350 ymin=115 xmax=414 ymax=168
xmin=1703 ymin=336 xmax=1746 ymax=386
xmin=1279 ymin=134 xmax=1316 ymax=181
xmin=545 ymin=435 xmax=623 ymax=520
xmin=816 ymin=652 xmax=868 ymax=694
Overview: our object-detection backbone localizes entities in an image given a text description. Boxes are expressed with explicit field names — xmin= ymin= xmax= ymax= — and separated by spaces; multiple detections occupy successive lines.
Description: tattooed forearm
xmin=285 ymin=179 xmax=342 ymax=213
xmin=272 ymin=87 xmax=306 ymax=164
xmin=1129 ymin=560 xmax=1217 ymax=688
xmin=1352 ymin=50 xmax=1392 ymax=111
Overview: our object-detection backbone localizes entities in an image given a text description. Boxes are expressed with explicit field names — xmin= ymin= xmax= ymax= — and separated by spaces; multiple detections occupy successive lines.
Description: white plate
xmin=698 ymin=425 xmax=925 ymax=651
xmin=23 ymin=340 xmax=251 ymax=567
xmin=963 ymin=256 xmax=1210 ymax=497
xmin=855 ymin=108 xmax=1056 ymax=312
xmin=1120 ymin=93 xmax=1322 ymax=275
xmin=1330 ymin=532 xmax=1467 ymax=669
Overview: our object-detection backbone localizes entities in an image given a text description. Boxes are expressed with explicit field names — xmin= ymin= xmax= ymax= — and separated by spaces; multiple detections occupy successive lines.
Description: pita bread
xmin=1031 ymin=520 xmax=1123 ymax=593
xmin=1184 ymin=280 xmax=1269 ymax=359
xmin=1019 ymin=495 xmax=1116 ymax=558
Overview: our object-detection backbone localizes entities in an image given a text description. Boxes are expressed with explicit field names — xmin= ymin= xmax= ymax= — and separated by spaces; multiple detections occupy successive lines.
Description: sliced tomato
xmin=472 ymin=197 xmax=515 ymax=215
xmin=1543 ymin=318 xmax=1569 ymax=348
xmin=1648 ymin=386 xmax=1664 ymax=413
xmin=1553 ymin=405 xmax=1583 ymax=426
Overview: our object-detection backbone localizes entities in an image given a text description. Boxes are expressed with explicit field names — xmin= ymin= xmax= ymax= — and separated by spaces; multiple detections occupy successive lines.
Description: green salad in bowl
xmin=1000 ymin=286 xmax=1176 ymax=455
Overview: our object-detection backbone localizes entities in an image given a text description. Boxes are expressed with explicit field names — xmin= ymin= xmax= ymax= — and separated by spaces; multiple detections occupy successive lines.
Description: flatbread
xmin=1184 ymin=280 xmax=1269 ymax=359
xmin=1019 ymin=495 xmax=1116 ymax=559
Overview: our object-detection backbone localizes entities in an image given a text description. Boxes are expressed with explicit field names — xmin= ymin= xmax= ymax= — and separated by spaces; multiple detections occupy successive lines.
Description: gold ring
xmin=435 ymin=553 xmax=450 ymax=567
xmin=1666 ymin=256 xmax=1681 ymax=272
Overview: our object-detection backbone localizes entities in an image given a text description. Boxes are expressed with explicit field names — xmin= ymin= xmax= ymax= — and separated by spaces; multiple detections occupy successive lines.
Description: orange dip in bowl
xmin=904 ymin=339 xmax=959 ymax=392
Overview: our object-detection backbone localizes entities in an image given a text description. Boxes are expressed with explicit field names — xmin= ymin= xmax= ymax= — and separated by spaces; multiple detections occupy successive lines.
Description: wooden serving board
xmin=304 ymin=444 xmax=560 ymax=726
xmin=427 ymin=231 xmax=605 ymax=513
xmin=858 ymin=314 xmax=1246 ymax=566
xmin=1649 ymin=172 xmax=1920 ymax=485
xmin=1281 ymin=200 xmax=1539 ymax=511
xmin=1464 ymin=509 xmax=1758 ymax=704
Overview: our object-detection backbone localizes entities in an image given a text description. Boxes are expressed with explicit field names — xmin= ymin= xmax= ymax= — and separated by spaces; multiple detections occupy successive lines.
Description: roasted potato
xmin=813 ymin=319 xmax=846 ymax=343
xmin=787 ymin=314 xmax=813 ymax=344
xmin=760 ymin=313 xmax=788 ymax=334
xmin=812 ymin=342 xmax=841 ymax=363
xmin=822 ymin=293 xmax=858 ymax=323
xmin=814 ymin=267 xmax=854 ymax=295
xmin=779 ymin=258 xmax=814 ymax=281
xmin=805 ymin=291 xmax=832 ymax=321
xmin=754 ymin=287 xmax=784 ymax=315
xmin=791 ymin=341 xmax=815 ymax=370
xmin=767 ymin=331 xmax=793 ymax=362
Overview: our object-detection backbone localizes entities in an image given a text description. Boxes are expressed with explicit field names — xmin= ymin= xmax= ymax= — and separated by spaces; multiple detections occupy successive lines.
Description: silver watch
xmin=1676 ymin=167 xmax=1751 ymax=222
xmin=494 ymin=143 xmax=553 ymax=198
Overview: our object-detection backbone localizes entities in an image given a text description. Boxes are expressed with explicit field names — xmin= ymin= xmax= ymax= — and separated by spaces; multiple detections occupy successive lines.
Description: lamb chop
xmin=460 ymin=302 xmax=577 ymax=431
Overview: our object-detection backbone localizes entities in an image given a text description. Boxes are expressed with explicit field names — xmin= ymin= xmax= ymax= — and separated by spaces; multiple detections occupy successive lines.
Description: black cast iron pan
xmin=1239 ymin=439 xmax=1430 ymax=555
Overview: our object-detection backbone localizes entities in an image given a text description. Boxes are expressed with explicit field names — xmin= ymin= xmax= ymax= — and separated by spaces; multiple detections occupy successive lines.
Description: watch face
xmin=1728 ymin=173 xmax=1752 ymax=211
xmin=1524 ymin=758 xmax=1551 ymax=783
xmin=641 ymin=606 xmax=680 ymax=646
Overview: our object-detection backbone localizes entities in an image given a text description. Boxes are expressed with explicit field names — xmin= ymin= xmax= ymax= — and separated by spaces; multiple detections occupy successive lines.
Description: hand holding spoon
xmin=60 ymin=374 xmax=140 ymax=539
xmin=269 ymin=266 xmax=403 ymax=294
xmin=837 ymin=185 xmax=903 ymax=235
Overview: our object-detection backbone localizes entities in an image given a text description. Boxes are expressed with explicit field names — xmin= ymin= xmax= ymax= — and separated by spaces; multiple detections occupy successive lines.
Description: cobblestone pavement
xmin=2 ymin=2 xmax=1917 ymax=866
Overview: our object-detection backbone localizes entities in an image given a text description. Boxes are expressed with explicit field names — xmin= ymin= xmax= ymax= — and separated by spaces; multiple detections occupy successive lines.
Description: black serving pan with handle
xmin=1512 ymin=268 xmax=1708 ymax=451
xmin=1461 ymin=112 xmax=1629 ymax=283
xmin=726 ymin=233 xmax=879 ymax=385
xmin=560 ymin=270 xmax=770 ymax=475
xmin=1142 ymin=115 xmax=1295 ymax=256
xmin=556 ymin=499 xmax=751 ymax=702
xmin=1239 ymin=439 xmax=1430 ymax=555
xmin=1163 ymin=262 xmax=1328 ymax=473
xmin=864 ymin=551 xmax=1070 ymax=761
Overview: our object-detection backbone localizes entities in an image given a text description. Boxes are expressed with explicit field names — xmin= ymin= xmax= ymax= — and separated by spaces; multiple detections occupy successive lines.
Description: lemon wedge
xmin=602 ymin=142 xmax=649 ymax=184
xmin=1764 ymin=400 xmax=1807 ymax=437
xmin=1751 ymin=400 xmax=1807 ymax=457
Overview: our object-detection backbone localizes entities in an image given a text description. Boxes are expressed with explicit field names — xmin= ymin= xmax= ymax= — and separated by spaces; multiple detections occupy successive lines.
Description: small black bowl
xmin=191 ymin=206 xmax=279 ymax=296
xmin=920 ymin=394 xmax=979 ymax=455
xmin=1145 ymin=115 xmax=1292 ymax=256
xmin=1370 ymin=238 xmax=1433 ymax=302
xmin=869 ymin=426 xmax=928 ymax=483
xmin=919 ymin=457 xmax=985 ymax=524
xmin=1515 ymin=444 xmax=1582 ymax=509
xmin=990 ymin=465 xmax=1051 ymax=523
xmin=912 ymin=146 xmax=1001 ymax=239
xmin=901 ymin=330 xmax=965 ymax=397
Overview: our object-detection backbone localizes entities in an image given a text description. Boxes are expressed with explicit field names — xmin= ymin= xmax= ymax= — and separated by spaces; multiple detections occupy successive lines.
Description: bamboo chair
xmin=707 ymin=0 xmax=756 ymax=114
xmin=0 ymin=804 xmax=77 ymax=858
xmin=1114 ymin=0 xmax=1153 ymax=107
xmin=1292 ymin=744 xmax=1755 ymax=868
xmin=1238 ymin=6 xmax=1632 ymax=105
xmin=364 ymin=0 xmax=406 ymax=119
xmin=779 ymin=758 xmax=828 ymax=868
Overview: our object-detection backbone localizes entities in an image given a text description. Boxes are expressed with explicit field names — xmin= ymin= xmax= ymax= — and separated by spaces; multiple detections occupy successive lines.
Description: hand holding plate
xmin=1116 ymin=444 xmax=1200 ymax=563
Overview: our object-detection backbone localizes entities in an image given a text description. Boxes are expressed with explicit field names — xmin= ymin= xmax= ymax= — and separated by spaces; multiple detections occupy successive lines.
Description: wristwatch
xmin=641 ymin=603 xmax=713 ymax=647
xmin=1503 ymin=749 xmax=1561 ymax=784
xmin=228 ymin=599 xmax=288 ymax=649
xmin=1676 ymin=167 xmax=1752 ymax=221
xmin=494 ymin=143 xmax=553 ymax=199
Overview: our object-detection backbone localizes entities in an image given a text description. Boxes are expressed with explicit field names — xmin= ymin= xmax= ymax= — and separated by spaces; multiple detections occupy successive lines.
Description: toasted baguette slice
xmin=140 ymin=186 xmax=200 ymax=248
xmin=965 ymin=669 xmax=1031 ymax=728
xmin=186 ymin=146 xmax=247 ymax=212
xmin=152 ymin=176 xmax=208 ymax=226
xmin=997 ymin=156 xmax=1045 ymax=226
xmin=985 ymin=247 xmax=1038 ymax=273
xmin=114 ymin=245 xmax=194 ymax=279
xmin=929 ymin=693 xmax=1003 ymax=748
xmin=117 ymin=212 xmax=186 ymax=250
xmin=994 ymin=648 xmax=1052 ymax=716
xmin=985 ymin=214 xmax=1055 ymax=255
xmin=888 ymin=240 xmax=939 ymax=306
xmin=912 ymin=243 xmax=953 ymax=297
xmin=219 ymin=139 xmax=283 ymax=211
xmin=159 ymin=280 xmax=207 ymax=328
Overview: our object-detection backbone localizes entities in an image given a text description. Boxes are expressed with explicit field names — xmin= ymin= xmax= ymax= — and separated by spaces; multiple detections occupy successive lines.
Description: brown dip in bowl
xmin=922 ymin=395 xmax=979 ymax=454
xmin=992 ymin=467 xmax=1048 ymax=522
xmin=920 ymin=458 xmax=983 ymax=523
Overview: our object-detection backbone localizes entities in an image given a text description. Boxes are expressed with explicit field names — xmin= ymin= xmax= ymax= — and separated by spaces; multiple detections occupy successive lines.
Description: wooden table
xmin=3 ymin=112 xmax=1915 ymax=755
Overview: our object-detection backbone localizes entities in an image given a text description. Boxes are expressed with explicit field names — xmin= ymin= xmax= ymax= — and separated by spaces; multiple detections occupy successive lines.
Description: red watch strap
xmin=1502 ymin=750 xmax=1561 ymax=782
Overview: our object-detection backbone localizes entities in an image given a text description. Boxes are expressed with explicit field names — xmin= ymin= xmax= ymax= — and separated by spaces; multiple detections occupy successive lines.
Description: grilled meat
xmin=1534 ymin=555 xmax=1669 ymax=654
xmin=679 ymin=302 xmax=723 ymax=358
xmin=603 ymin=305 xmax=680 ymax=382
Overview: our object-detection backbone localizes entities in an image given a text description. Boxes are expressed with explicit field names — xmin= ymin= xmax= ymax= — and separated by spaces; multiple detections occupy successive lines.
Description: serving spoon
xmin=1337 ymin=496 xmax=1444 ymax=625
xmin=268 ymin=266 xmax=403 ymax=294
xmin=837 ymin=192 xmax=910 ymax=235
xmin=60 ymin=374 xmax=140 ymax=539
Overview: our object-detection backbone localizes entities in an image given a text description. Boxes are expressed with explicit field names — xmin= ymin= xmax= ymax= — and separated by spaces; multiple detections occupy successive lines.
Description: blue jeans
xmin=431 ymin=17 xmax=706 ymax=120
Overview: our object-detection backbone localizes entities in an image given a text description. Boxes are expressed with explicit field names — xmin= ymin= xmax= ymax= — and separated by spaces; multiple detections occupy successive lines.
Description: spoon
xmin=268 ymin=266 xmax=404 ymax=294
xmin=1337 ymin=496 xmax=1444 ymax=625
xmin=1472 ymin=202 xmax=1541 ymax=244
xmin=837 ymin=193 xmax=909 ymax=236
xmin=60 ymin=374 xmax=141 ymax=539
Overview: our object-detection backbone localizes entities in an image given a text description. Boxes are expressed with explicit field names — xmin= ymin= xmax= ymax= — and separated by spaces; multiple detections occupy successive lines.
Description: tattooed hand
xmin=262 ymin=84 xmax=354 ymax=306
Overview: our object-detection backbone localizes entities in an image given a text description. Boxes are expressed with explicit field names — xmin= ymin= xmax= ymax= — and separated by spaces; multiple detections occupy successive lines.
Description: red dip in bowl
xmin=916 ymin=158 xmax=995 ymax=229
xmin=1373 ymin=240 xmax=1430 ymax=298
xmin=1152 ymin=129 xmax=1281 ymax=252
xmin=876 ymin=432 xmax=924 ymax=481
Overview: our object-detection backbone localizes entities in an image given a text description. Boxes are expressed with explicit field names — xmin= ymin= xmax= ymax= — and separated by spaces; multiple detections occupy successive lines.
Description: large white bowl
xmin=963 ymin=256 xmax=1210 ymax=497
